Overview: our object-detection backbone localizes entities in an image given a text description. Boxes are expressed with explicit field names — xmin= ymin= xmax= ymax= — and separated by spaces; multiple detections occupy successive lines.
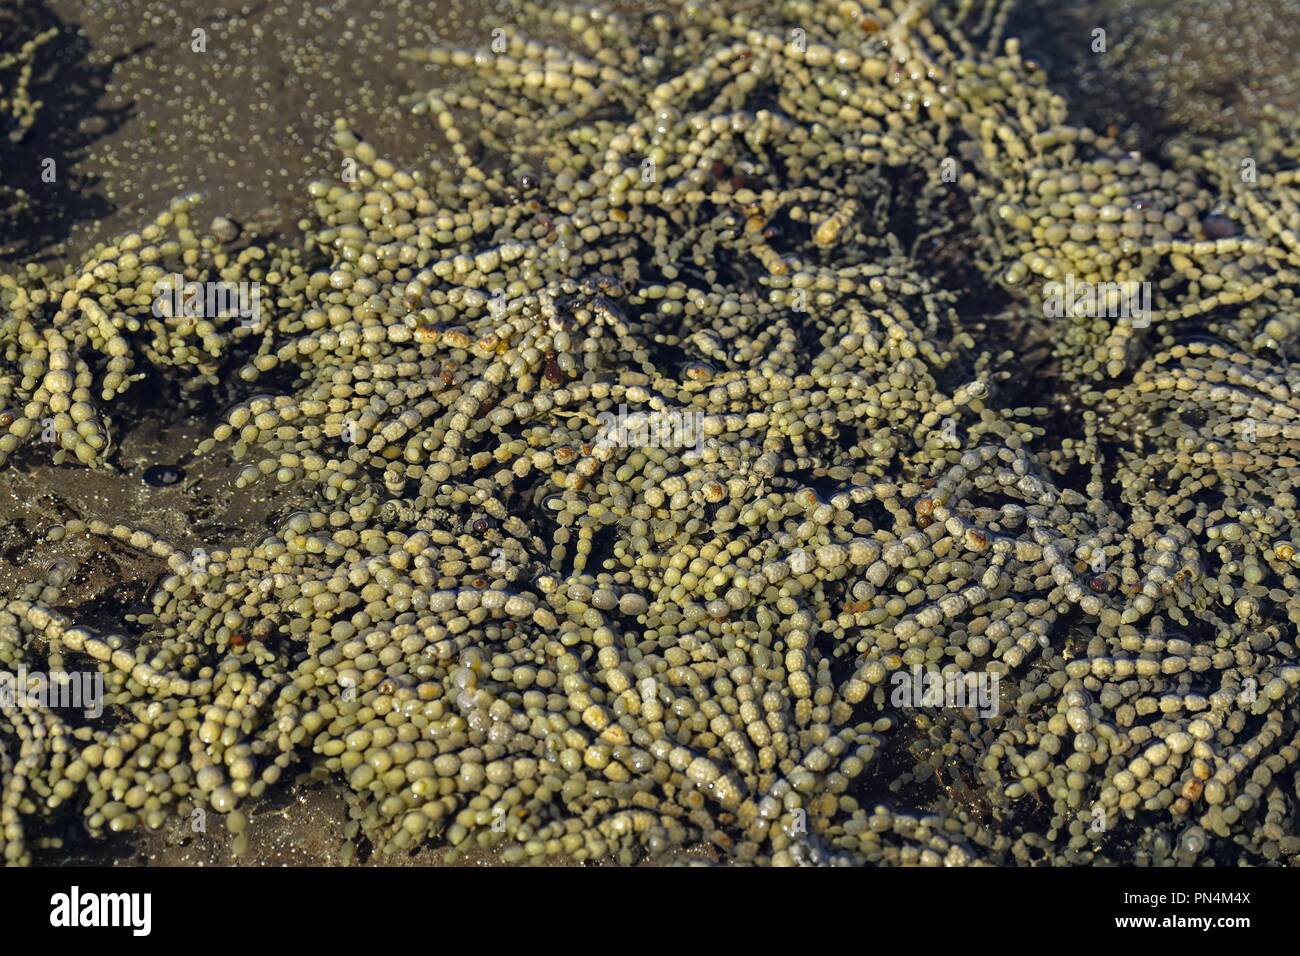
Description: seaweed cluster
xmin=3 ymin=0 xmax=1300 ymax=866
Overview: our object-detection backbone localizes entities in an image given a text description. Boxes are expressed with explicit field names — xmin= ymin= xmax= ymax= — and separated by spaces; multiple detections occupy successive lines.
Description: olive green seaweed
xmin=2 ymin=0 xmax=1300 ymax=866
